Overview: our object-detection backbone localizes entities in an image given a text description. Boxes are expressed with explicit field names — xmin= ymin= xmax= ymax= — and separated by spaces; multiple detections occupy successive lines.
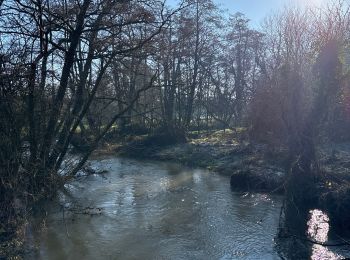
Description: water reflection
xmin=307 ymin=209 xmax=329 ymax=243
xmin=307 ymin=209 xmax=343 ymax=260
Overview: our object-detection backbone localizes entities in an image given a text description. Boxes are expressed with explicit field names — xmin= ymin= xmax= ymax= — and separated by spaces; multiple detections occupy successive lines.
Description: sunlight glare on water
xmin=307 ymin=209 xmax=343 ymax=260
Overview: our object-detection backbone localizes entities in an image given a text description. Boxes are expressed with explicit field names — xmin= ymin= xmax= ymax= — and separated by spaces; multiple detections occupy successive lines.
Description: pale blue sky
xmin=168 ymin=0 xmax=335 ymax=27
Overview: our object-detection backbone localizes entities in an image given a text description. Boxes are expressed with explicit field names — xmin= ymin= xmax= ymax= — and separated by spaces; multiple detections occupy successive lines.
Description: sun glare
xmin=302 ymin=0 xmax=325 ymax=7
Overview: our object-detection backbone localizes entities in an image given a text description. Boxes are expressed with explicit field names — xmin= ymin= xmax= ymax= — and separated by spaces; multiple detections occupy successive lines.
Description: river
xmin=24 ymin=156 xmax=350 ymax=259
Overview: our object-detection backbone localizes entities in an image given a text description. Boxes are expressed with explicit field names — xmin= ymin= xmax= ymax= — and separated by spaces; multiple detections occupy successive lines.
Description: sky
xmin=168 ymin=0 xmax=336 ymax=27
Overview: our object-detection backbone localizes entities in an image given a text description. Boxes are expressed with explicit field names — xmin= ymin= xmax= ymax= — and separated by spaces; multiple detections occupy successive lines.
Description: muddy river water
xmin=25 ymin=157 xmax=350 ymax=259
